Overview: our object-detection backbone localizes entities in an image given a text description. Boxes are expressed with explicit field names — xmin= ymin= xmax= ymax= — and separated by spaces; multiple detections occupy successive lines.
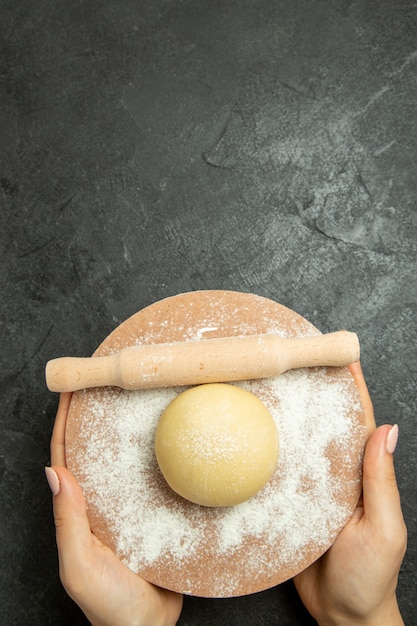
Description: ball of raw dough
xmin=154 ymin=383 xmax=279 ymax=507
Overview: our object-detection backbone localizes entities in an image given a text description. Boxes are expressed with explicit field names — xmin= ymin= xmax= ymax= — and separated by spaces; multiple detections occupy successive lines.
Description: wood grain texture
xmin=66 ymin=291 xmax=371 ymax=597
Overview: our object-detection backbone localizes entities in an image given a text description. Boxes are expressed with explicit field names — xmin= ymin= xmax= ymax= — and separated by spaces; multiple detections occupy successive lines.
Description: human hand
xmin=294 ymin=363 xmax=407 ymax=626
xmin=46 ymin=392 xmax=183 ymax=626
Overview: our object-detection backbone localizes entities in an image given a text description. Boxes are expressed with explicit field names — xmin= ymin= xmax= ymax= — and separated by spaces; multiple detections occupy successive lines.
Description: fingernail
xmin=45 ymin=467 xmax=60 ymax=496
xmin=386 ymin=424 xmax=399 ymax=455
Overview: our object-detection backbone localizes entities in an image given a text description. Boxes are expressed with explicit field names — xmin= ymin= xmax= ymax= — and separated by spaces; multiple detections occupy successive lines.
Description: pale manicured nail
xmin=45 ymin=467 xmax=60 ymax=496
xmin=386 ymin=424 xmax=399 ymax=455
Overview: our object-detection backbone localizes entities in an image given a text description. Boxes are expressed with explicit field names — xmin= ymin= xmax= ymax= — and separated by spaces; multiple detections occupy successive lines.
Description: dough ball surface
xmin=154 ymin=383 xmax=279 ymax=507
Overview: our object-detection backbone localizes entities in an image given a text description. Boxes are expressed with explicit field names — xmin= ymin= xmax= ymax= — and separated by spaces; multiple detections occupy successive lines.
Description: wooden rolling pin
xmin=45 ymin=330 xmax=359 ymax=393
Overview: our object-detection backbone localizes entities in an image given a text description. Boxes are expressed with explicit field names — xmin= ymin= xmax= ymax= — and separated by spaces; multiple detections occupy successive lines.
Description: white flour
xmin=70 ymin=366 xmax=367 ymax=596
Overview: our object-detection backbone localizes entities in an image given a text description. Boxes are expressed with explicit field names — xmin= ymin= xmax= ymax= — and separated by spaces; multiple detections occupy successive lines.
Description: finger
xmin=362 ymin=425 xmax=404 ymax=536
xmin=46 ymin=466 xmax=94 ymax=574
xmin=51 ymin=392 xmax=72 ymax=466
xmin=347 ymin=361 xmax=375 ymax=433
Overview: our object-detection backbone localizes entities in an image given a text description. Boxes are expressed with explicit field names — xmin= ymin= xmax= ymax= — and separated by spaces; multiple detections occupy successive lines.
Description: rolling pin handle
xmin=45 ymin=356 xmax=114 ymax=392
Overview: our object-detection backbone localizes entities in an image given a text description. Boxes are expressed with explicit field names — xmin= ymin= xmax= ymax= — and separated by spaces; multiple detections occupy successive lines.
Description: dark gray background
xmin=1 ymin=0 xmax=416 ymax=624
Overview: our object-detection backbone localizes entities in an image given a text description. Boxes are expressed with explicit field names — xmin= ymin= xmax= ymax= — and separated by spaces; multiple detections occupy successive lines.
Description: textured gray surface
xmin=1 ymin=0 xmax=416 ymax=624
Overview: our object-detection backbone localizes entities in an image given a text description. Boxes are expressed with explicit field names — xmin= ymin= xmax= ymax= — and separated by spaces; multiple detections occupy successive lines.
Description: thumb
xmin=362 ymin=424 xmax=403 ymax=534
xmin=45 ymin=466 xmax=94 ymax=568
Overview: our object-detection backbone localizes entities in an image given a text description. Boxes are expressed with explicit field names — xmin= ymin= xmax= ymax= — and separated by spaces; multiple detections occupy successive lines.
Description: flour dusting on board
xmin=66 ymin=292 xmax=368 ymax=597
xmin=70 ymin=368 xmax=366 ymax=594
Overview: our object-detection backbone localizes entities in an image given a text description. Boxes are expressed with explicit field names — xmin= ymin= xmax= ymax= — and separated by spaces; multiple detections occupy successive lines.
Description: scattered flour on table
xmin=73 ymin=367 xmax=366 ymax=591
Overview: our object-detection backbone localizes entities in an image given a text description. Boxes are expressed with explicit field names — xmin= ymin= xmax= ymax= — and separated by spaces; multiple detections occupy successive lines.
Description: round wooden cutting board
xmin=65 ymin=290 xmax=371 ymax=598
